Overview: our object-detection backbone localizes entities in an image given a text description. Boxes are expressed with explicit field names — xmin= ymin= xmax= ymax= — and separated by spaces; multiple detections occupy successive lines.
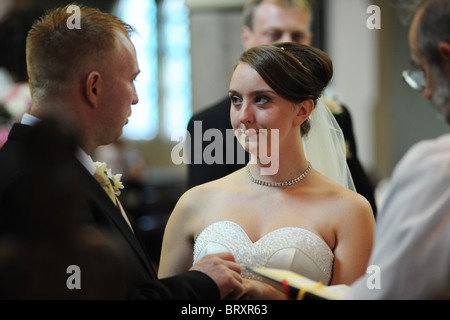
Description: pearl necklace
xmin=246 ymin=162 xmax=312 ymax=187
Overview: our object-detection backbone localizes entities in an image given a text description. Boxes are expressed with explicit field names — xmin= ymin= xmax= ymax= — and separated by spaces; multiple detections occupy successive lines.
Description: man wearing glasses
xmin=346 ymin=0 xmax=450 ymax=299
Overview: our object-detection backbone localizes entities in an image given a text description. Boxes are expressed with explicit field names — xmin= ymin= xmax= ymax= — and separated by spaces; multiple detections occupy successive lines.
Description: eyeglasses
xmin=402 ymin=68 xmax=426 ymax=91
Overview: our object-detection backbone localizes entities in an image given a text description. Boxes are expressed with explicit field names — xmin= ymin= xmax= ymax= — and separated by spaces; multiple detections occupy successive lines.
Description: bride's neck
xmin=250 ymin=143 xmax=308 ymax=182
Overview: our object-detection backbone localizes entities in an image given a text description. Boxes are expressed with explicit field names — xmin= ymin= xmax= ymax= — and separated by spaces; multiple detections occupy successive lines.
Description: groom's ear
xmin=293 ymin=99 xmax=314 ymax=126
xmin=86 ymin=71 xmax=101 ymax=109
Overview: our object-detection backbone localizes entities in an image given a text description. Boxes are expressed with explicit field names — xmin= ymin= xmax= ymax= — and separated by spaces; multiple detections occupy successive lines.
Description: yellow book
xmin=249 ymin=267 xmax=349 ymax=300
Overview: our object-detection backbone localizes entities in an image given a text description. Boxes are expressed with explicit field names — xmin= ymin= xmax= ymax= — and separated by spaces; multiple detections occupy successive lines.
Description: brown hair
xmin=238 ymin=42 xmax=333 ymax=135
xmin=26 ymin=4 xmax=135 ymax=100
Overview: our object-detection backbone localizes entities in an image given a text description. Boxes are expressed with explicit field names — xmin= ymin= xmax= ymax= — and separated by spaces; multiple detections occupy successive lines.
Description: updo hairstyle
xmin=237 ymin=42 xmax=333 ymax=136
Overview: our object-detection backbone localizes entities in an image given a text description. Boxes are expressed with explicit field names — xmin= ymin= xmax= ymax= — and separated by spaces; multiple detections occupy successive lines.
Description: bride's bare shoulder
xmin=174 ymin=171 xmax=241 ymax=212
xmin=331 ymin=184 xmax=375 ymax=234
xmin=311 ymin=171 xmax=374 ymax=219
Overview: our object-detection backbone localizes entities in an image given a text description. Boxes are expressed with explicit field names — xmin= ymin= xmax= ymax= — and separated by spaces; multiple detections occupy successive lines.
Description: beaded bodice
xmin=193 ymin=221 xmax=334 ymax=284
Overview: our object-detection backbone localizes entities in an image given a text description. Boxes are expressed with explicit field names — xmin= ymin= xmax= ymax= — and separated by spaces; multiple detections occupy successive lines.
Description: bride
xmin=159 ymin=43 xmax=375 ymax=299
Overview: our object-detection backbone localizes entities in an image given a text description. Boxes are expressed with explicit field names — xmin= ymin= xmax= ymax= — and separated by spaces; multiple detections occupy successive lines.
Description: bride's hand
xmin=241 ymin=279 xmax=287 ymax=300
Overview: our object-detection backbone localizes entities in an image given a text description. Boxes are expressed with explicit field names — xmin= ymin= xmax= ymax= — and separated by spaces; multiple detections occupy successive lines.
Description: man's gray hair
xmin=416 ymin=0 xmax=450 ymax=68
xmin=416 ymin=0 xmax=450 ymax=122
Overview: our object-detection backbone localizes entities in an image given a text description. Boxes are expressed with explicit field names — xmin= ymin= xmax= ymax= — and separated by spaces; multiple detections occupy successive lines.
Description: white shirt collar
xmin=20 ymin=113 xmax=96 ymax=176
xmin=21 ymin=113 xmax=40 ymax=126
xmin=75 ymin=148 xmax=96 ymax=176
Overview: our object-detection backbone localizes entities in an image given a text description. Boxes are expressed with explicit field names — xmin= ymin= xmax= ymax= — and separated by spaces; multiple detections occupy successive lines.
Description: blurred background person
xmin=0 ymin=5 xmax=43 ymax=147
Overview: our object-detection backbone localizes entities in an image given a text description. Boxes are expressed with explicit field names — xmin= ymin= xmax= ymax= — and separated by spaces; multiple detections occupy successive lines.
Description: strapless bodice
xmin=193 ymin=221 xmax=334 ymax=284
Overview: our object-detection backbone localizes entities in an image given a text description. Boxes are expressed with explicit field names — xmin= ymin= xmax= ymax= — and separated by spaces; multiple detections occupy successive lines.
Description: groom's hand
xmin=190 ymin=252 xmax=244 ymax=300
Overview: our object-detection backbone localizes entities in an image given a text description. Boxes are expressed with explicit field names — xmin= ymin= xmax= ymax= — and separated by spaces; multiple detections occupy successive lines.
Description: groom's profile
xmin=0 ymin=4 xmax=245 ymax=300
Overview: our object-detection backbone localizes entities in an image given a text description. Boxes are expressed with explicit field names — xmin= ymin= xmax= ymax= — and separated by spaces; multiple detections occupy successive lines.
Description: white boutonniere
xmin=94 ymin=162 xmax=124 ymax=196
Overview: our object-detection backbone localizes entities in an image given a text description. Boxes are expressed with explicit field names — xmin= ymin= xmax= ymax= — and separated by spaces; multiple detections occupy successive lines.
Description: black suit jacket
xmin=186 ymin=98 xmax=249 ymax=189
xmin=0 ymin=123 xmax=219 ymax=300
xmin=187 ymin=97 xmax=377 ymax=216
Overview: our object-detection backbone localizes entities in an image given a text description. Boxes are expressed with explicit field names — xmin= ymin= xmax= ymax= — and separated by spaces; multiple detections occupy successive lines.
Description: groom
xmin=0 ymin=4 xmax=244 ymax=299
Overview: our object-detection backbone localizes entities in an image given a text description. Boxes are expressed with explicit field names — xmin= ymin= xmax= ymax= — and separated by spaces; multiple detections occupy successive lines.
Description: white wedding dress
xmin=193 ymin=221 xmax=334 ymax=284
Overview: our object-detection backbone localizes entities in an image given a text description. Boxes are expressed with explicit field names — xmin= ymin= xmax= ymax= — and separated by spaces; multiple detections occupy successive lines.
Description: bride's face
xmin=228 ymin=62 xmax=301 ymax=156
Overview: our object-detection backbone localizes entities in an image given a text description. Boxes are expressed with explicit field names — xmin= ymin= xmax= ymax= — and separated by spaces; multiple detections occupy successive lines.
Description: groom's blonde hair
xmin=26 ymin=4 xmax=135 ymax=100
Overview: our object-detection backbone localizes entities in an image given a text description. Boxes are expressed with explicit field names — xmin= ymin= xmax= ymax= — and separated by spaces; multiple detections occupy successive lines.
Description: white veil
xmin=302 ymin=97 xmax=356 ymax=191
